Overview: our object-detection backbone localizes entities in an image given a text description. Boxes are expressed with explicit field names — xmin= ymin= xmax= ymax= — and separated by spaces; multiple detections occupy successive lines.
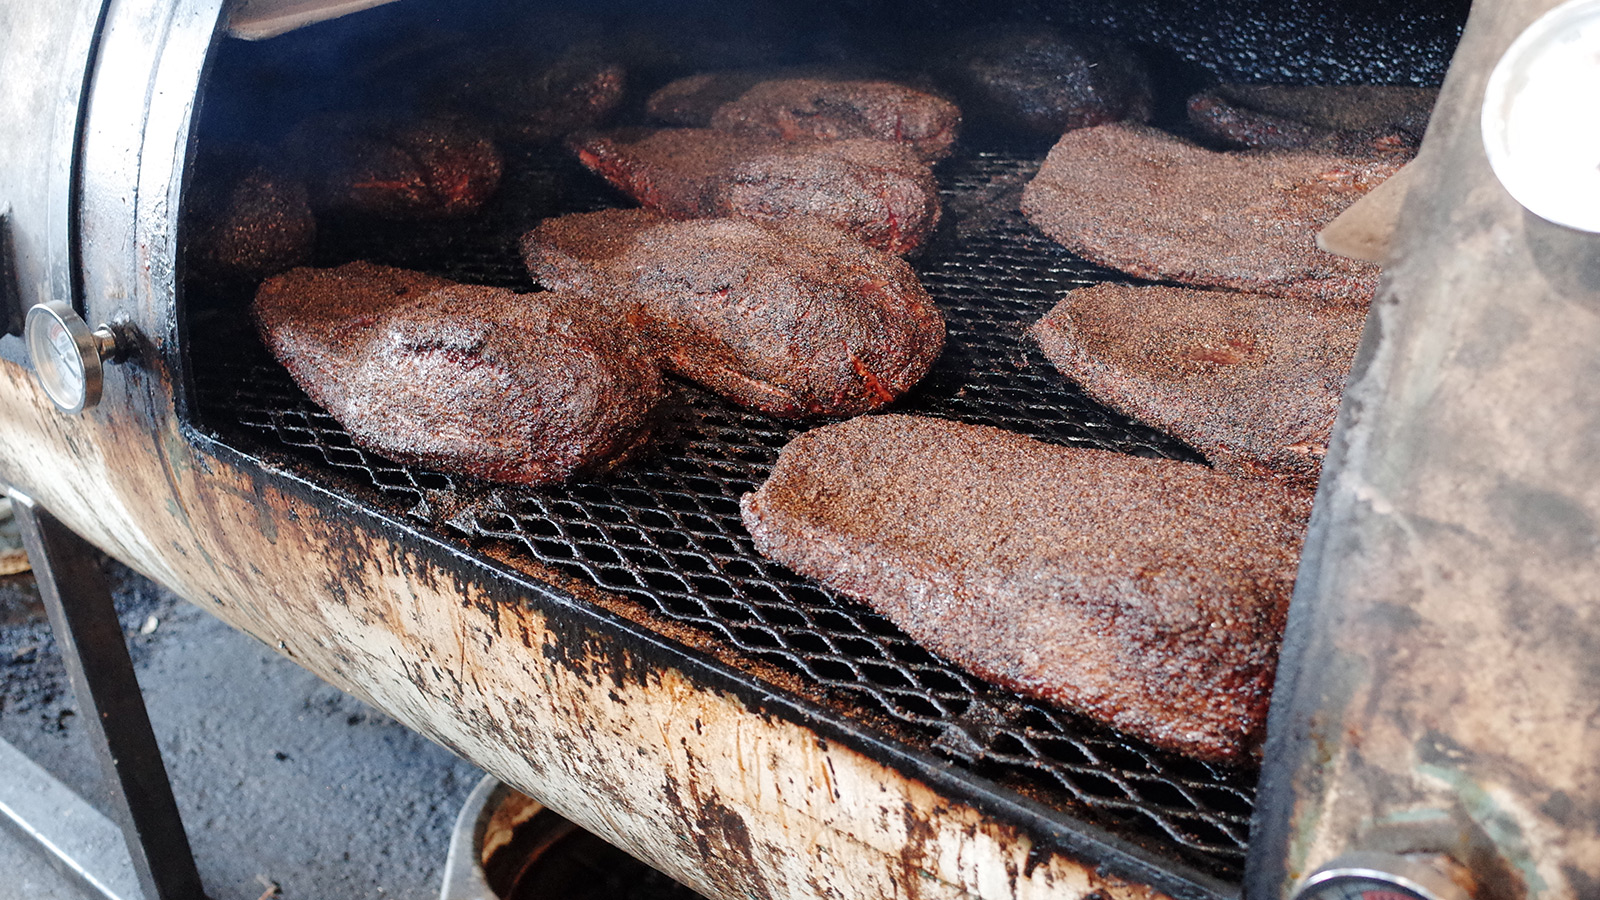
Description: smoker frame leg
xmin=9 ymin=490 xmax=206 ymax=900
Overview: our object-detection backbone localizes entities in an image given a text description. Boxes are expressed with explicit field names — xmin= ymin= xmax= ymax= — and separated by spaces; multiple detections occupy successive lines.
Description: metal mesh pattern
xmin=191 ymin=146 xmax=1256 ymax=880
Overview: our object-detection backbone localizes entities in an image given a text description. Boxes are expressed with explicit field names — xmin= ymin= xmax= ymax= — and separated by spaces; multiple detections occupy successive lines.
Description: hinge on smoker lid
xmin=0 ymin=209 xmax=22 ymax=338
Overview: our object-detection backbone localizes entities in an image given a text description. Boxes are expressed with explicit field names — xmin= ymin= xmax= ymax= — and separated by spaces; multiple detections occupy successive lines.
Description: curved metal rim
xmin=1297 ymin=852 xmax=1469 ymax=900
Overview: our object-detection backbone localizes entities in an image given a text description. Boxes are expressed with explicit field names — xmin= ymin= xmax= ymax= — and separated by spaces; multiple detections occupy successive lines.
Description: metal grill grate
xmin=191 ymin=146 xmax=1257 ymax=881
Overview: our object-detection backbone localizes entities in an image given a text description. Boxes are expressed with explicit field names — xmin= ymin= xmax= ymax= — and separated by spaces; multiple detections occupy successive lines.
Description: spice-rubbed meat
xmin=571 ymin=128 xmax=940 ymax=254
xmin=1021 ymin=123 xmax=1402 ymax=306
xmin=294 ymin=116 xmax=503 ymax=220
xmin=429 ymin=51 xmax=627 ymax=144
xmin=646 ymin=72 xmax=960 ymax=161
xmin=185 ymin=159 xmax=315 ymax=291
xmin=522 ymin=208 xmax=945 ymax=417
xmin=741 ymin=414 xmax=1310 ymax=763
xmin=1187 ymin=84 xmax=1437 ymax=155
xmin=937 ymin=27 xmax=1151 ymax=138
xmin=253 ymin=262 xmax=663 ymax=485
xmin=1031 ymin=284 xmax=1365 ymax=489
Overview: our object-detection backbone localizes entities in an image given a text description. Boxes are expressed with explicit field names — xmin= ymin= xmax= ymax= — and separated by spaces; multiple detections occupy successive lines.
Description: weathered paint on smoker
xmin=1247 ymin=0 xmax=1600 ymax=897
xmin=0 ymin=2 xmax=1216 ymax=899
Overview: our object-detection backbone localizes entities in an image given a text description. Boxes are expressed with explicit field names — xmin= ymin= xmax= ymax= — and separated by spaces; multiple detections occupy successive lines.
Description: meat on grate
xmin=1021 ymin=123 xmax=1402 ymax=306
xmin=253 ymin=262 xmax=664 ymax=485
xmin=571 ymin=128 xmax=940 ymax=254
xmin=742 ymin=414 xmax=1311 ymax=764
xmin=522 ymin=208 xmax=945 ymax=418
xmin=1030 ymin=283 xmax=1366 ymax=489
xmin=647 ymin=71 xmax=960 ymax=161
xmin=1186 ymin=84 xmax=1437 ymax=156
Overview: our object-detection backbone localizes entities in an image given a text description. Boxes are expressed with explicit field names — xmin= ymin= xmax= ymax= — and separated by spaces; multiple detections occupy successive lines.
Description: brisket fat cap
xmin=571 ymin=128 xmax=940 ymax=255
xmin=521 ymin=208 xmax=945 ymax=418
xmin=1021 ymin=123 xmax=1403 ymax=306
xmin=252 ymin=262 xmax=664 ymax=486
xmin=1030 ymin=284 xmax=1365 ymax=489
xmin=741 ymin=414 xmax=1312 ymax=763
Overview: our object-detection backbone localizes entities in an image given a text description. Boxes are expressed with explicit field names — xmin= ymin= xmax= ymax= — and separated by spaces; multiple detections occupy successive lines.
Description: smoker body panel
xmin=1248 ymin=1 xmax=1600 ymax=897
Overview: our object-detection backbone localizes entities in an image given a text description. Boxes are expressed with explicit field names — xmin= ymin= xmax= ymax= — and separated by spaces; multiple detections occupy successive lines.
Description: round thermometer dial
xmin=1295 ymin=854 xmax=1470 ymax=900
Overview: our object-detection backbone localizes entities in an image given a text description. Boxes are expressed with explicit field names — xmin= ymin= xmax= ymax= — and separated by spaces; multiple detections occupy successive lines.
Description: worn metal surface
xmin=1246 ymin=0 xmax=1600 ymax=897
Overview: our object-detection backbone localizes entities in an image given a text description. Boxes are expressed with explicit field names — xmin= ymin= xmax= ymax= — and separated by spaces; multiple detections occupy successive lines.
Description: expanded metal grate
xmin=191 ymin=146 xmax=1256 ymax=881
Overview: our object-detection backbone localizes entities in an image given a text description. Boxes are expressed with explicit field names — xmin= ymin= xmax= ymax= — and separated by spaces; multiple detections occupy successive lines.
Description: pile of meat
xmin=225 ymin=22 xmax=1430 ymax=764
xmin=742 ymin=84 xmax=1422 ymax=762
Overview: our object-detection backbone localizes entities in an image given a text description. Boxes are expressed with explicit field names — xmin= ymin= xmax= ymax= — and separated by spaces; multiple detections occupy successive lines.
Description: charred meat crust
xmin=647 ymin=72 xmax=961 ymax=161
xmin=570 ymin=128 xmax=940 ymax=255
xmin=521 ymin=208 xmax=945 ymax=418
xmin=294 ymin=116 xmax=504 ymax=220
xmin=741 ymin=414 xmax=1311 ymax=764
xmin=1186 ymin=84 xmax=1437 ymax=155
xmin=938 ymin=27 xmax=1152 ymax=137
xmin=1030 ymin=284 xmax=1365 ymax=489
xmin=252 ymin=262 xmax=664 ymax=485
xmin=1021 ymin=123 xmax=1402 ymax=306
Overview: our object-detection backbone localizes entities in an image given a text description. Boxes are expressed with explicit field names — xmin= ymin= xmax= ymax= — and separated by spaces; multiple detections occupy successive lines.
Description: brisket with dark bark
xmin=252 ymin=262 xmax=663 ymax=485
xmin=741 ymin=414 xmax=1310 ymax=763
xmin=571 ymin=128 xmax=940 ymax=254
xmin=1187 ymin=84 xmax=1437 ymax=156
xmin=1021 ymin=123 xmax=1401 ymax=306
xmin=938 ymin=27 xmax=1151 ymax=138
xmin=1031 ymin=283 xmax=1365 ymax=489
xmin=647 ymin=72 xmax=960 ymax=161
xmin=294 ymin=116 xmax=504 ymax=220
xmin=521 ymin=208 xmax=944 ymax=417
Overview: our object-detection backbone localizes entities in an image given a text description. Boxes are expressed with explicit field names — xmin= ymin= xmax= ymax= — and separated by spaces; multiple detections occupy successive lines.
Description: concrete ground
xmin=0 ymin=556 xmax=486 ymax=900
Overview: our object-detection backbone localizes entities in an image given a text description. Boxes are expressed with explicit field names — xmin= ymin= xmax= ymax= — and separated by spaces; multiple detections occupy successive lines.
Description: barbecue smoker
xmin=1 ymin=0 xmax=1596 ymax=898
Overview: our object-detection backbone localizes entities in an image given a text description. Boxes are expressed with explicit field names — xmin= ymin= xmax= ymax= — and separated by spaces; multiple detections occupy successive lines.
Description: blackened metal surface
xmin=188 ymin=145 xmax=1257 ymax=881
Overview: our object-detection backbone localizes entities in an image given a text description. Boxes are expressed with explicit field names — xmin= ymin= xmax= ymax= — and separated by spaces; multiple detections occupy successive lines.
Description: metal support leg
xmin=9 ymin=490 xmax=205 ymax=900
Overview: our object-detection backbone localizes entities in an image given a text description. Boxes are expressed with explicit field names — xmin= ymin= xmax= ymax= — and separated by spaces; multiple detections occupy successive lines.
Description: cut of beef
xmin=1030 ymin=284 xmax=1365 ymax=488
xmin=185 ymin=159 xmax=315 ymax=291
xmin=741 ymin=414 xmax=1311 ymax=763
xmin=522 ymin=208 xmax=945 ymax=418
xmin=428 ymin=51 xmax=627 ymax=144
xmin=1187 ymin=84 xmax=1437 ymax=156
xmin=571 ymin=128 xmax=940 ymax=254
xmin=646 ymin=72 xmax=960 ymax=160
xmin=252 ymin=262 xmax=664 ymax=485
xmin=937 ymin=27 xmax=1151 ymax=138
xmin=1021 ymin=123 xmax=1401 ymax=306
xmin=294 ymin=116 xmax=504 ymax=220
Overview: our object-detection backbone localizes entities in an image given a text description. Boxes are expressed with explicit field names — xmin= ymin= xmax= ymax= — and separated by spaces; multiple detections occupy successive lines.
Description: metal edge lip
xmin=181 ymin=423 xmax=1243 ymax=900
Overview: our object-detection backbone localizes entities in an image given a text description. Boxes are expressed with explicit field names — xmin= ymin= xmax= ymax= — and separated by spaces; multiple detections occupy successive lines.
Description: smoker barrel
xmin=22 ymin=1 xmax=1598 ymax=899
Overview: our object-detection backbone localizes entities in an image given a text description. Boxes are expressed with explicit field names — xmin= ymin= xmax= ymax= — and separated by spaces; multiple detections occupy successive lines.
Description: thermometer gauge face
xmin=1294 ymin=854 xmax=1468 ymax=900
xmin=1298 ymin=874 xmax=1434 ymax=900
xmin=24 ymin=301 xmax=102 ymax=414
